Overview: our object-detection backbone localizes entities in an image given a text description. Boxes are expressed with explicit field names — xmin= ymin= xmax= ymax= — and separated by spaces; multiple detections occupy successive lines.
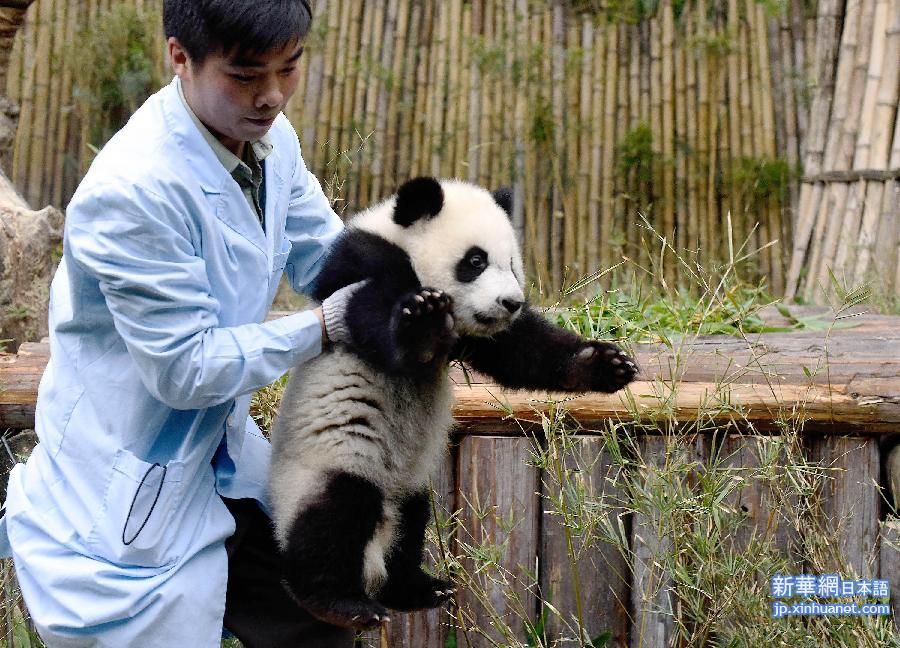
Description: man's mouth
xmin=247 ymin=116 xmax=276 ymax=127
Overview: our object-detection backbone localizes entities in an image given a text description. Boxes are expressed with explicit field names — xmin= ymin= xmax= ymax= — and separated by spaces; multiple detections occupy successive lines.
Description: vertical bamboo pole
xmin=785 ymin=0 xmax=844 ymax=299
xmin=320 ymin=2 xmax=353 ymax=174
xmin=650 ymin=15 xmax=662 ymax=239
xmin=810 ymin=0 xmax=866 ymax=292
xmin=476 ymin=0 xmax=493 ymax=187
xmin=563 ymin=19 xmax=579 ymax=276
xmin=674 ymin=14 xmax=688 ymax=255
xmin=577 ymin=14 xmax=592 ymax=275
xmin=550 ymin=0 xmax=565 ymax=289
xmin=613 ymin=20 xmax=628 ymax=277
xmin=366 ymin=0 xmax=393 ymax=202
xmin=511 ymin=0 xmax=527 ymax=244
xmin=410 ymin=1 xmax=433 ymax=179
xmin=588 ymin=13 xmax=605 ymax=275
xmin=443 ymin=0 xmax=461 ymax=178
xmin=627 ymin=21 xmax=642 ymax=266
xmin=52 ymin=0 xmax=76 ymax=206
xmin=299 ymin=0 xmax=327 ymax=171
xmin=600 ymin=18 xmax=617 ymax=276
xmin=466 ymin=0 xmax=482 ymax=184
xmin=12 ymin=1 xmax=35 ymax=191
xmin=353 ymin=3 xmax=378 ymax=205
xmin=429 ymin=0 xmax=449 ymax=177
xmin=314 ymin=0 xmax=339 ymax=182
xmin=338 ymin=3 xmax=360 ymax=198
xmin=686 ymin=7 xmax=700 ymax=256
xmin=697 ymin=0 xmax=712 ymax=258
xmin=25 ymin=0 xmax=54 ymax=206
xmin=383 ymin=0 xmax=409 ymax=194
xmin=490 ymin=0 xmax=505 ymax=184
xmin=661 ymin=0 xmax=676 ymax=284
xmin=456 ymin=2 xmax=472 ymax=181
xmin=853 ymin=0 xmax=896 ymax=286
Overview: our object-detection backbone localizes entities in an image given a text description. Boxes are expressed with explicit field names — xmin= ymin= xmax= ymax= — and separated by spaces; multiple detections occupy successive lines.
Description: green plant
xmin=69 ymin=4 xmax=161 ymax=152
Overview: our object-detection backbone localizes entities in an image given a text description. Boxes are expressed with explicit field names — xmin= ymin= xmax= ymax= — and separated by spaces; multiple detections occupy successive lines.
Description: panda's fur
xmin=268 ymin=177 xmax=637 ymax=630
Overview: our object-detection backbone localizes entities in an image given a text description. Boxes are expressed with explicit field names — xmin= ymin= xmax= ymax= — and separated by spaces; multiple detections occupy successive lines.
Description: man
xmin=0 ymin=1 xmax=360 ymax=645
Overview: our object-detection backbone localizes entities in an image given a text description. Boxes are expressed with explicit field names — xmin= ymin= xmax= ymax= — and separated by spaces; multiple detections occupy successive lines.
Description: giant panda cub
xmin=269 ymin=177 xmax=637 ymax=629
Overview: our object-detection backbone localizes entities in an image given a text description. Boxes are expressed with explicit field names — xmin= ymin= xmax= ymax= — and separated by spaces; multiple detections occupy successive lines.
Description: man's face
xmin=169 ymin=37 xmax=303 ymax=155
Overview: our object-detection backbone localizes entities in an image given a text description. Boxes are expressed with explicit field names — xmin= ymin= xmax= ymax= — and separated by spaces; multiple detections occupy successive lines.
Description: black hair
xmin=163 ymin=0 xmax=312 ymax=66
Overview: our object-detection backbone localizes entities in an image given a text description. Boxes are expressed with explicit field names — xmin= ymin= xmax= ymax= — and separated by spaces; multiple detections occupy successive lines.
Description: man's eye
xmin=230 ymin=74 xmax=255 ymax=83
xmin=279 ymin=67 xmax=298 ymax=77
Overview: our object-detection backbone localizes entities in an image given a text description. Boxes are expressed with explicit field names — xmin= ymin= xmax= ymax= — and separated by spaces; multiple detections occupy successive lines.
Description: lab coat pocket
xmin=87 ymin=449 xmax=185 ymax=568
xmin=267 ymin=236 xmax=291 ymax=305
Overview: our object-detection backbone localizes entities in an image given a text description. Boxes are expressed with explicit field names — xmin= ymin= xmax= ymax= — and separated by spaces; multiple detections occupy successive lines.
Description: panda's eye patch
xmin=456 ymin=246 xmax=489 ymax=283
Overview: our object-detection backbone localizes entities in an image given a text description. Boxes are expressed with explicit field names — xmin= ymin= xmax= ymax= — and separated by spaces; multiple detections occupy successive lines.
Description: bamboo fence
xmin=785 ymin=0 xmax=900 ymax=301
xmin=4 ymin=0 xmax=898 ymax=297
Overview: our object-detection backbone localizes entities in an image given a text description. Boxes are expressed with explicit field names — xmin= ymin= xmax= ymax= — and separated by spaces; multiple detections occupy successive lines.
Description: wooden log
xmin=630 ymin=435 xmax=708 ymax=648
xmin=539 ymin=435 xmax=630 ymax=645
xmin=455 ymin=436 xmax=540 ymax=648
xmin=881 ymin=519 xmax=900 ymax=633
xmin=719 ymin=434 xmax=799 ymax=558
xmin=808 ymin=436 xmax=880 ymax=578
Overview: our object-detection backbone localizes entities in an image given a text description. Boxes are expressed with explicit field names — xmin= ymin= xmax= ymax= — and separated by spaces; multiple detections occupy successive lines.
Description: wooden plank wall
xmin=354 ymin=431 xmax=893 ymax=647
xmin=5 ymin=0 xmax=830 ymax=294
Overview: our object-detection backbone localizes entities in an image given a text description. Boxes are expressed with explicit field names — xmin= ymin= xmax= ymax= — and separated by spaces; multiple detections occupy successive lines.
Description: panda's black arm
xmin=311 ymin=229 xmax=447 ymax=374
xmin=454 ymin=306 xmax=637 ymax=393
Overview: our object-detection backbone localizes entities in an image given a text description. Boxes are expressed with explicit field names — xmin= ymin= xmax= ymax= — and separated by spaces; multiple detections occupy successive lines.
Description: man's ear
xmin=168 ymin=37 xmax=190 ymax=78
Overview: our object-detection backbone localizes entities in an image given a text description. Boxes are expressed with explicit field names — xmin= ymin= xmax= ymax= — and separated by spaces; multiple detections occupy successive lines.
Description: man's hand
xmin=320 ymin=280 xmax=369 ymax=347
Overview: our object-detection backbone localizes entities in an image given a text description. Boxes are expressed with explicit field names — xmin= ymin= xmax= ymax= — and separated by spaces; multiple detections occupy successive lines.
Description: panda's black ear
xmin=492 ymin=187 xmax=513 ymax=218
xmin=393 ymin=177 xmax=444 ymax=227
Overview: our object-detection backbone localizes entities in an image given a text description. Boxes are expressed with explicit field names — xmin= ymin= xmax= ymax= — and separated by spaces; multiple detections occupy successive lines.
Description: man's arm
xmin=67 ymin=182 xmax=326 ymax=410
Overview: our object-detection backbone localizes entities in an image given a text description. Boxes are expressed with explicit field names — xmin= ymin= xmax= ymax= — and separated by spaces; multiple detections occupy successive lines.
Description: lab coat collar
xmin=162 ymin=77 xmax=286 ymax=257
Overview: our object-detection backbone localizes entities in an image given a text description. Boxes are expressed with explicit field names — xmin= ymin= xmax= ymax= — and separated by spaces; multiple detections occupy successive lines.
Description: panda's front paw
xmin=392 ymin=288 xmax=458 ymax=366
xmin=560 ymin=341 xmax=637 ymax=392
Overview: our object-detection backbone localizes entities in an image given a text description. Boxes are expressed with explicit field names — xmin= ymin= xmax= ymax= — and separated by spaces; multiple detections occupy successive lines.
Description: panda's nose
xmin=500 ymin=298 xmax=523 ymax=314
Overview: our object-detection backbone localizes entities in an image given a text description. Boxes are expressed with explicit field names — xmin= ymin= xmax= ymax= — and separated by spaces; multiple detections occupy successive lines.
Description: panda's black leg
xmin=376 ymin=490 xmax=455 ymax=612
xmin=280 ymin=471 xmax=391 ymax=630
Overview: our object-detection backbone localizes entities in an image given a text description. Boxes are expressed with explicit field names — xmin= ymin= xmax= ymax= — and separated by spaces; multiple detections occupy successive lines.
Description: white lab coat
xmin=0 ymin=77 xmax=343 ymax=646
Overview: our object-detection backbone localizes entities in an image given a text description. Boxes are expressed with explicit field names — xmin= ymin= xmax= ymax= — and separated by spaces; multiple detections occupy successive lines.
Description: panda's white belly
xmin=268 ymin=344 xmax=455 ymax=547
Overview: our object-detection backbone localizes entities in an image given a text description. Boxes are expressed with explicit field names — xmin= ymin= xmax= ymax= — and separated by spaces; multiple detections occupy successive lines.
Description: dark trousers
xmin=223 ymin=498 xmax=356 ymax=648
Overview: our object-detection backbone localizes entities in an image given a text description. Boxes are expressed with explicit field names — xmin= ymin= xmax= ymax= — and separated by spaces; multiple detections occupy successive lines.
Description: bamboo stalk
xmin=314 ymin=0 xmax=339 ymax=182
xmin=588 ymin=13 xmax=605 ymax=275
xmin=577 ymin=14 xmax=592 ymax=275
xmin=51 ymin=0 xmax=74 ymax=207
xmin=366 ymin=0 xmax=394 ymax=202
xmin=299 ymin=0 xmax=327 ymax=172
xmin=326 ymin=0 xmax=350 ymax=190
xmin=674 ymin=14 xmax=687 ymax=255
xmin=686 ymin=7 xmax=700 ymax=256
xmin=383 ymin=0 xmax=409 ymax=192
xmin=476 ymin=0 xmax=493 ymax=187
xmin=613 ymin=20 xmax=628 ymax=278
xmin=785 ymin=0 xmax=845 ymax=299
xmin=467 ymin=0 xmax=482 ymax=183
xmin=649 ymin=15 xmax=662 ymax=241
xmin=12 ymin=1 xmax=36 ymax=191
xmin=697 ymin=0 xmax=711 ymax=257
xmin=853 ymin=0 xmax=897 ymax=285
xmin=443 ymin=0 xmax=462 ymax=178
xmin=810 ymin=0 xmax=866 ymax=293
xmin=431 ymin=0 xmax=451 ymax=177
xmin=25 ymin=0 xmax=53 ymax=206
xmin=511 ymin=0 xmax=527 ymax=244
xmin=352 ymin=2 xmax=378 ymax=205
xmin=550 ymin=0 xmax=564 ymax=289
xmin=600 ymin=18 xmax=617 ymax=276
xmin=410 ymin=1 xmax=432 ymax=179
xmin=661 ymin=0 xmax=675 ymax=284
xmin=491 ymin=0 xmax=505 ymax=184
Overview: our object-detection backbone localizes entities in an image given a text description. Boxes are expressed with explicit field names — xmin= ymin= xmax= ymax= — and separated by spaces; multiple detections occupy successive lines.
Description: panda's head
xmin=351 ymin=177 xmax=526 ymax=337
